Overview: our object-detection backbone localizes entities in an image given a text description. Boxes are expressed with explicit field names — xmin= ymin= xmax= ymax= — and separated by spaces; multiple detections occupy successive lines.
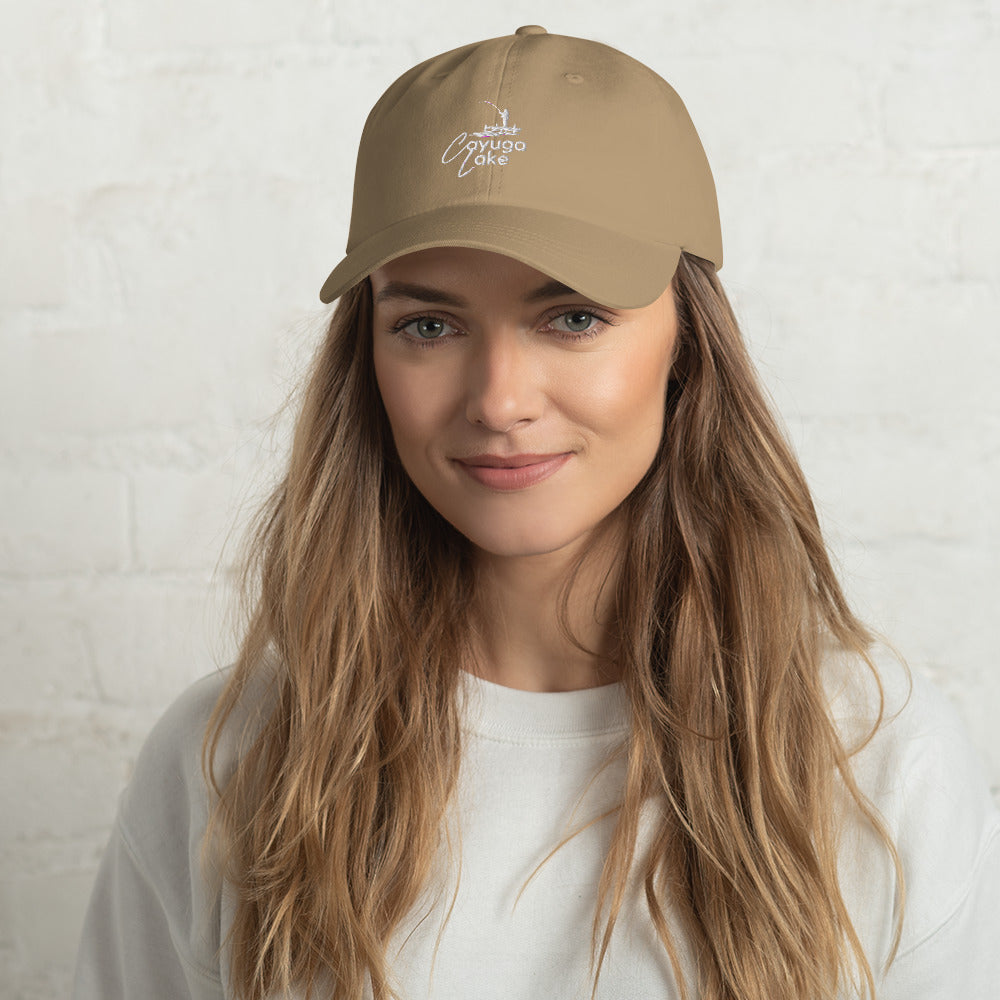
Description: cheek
xmin=373 ymin=352 xmax=451 ymax=452
xmin=574 ymin=339 xmax=671 ymax=438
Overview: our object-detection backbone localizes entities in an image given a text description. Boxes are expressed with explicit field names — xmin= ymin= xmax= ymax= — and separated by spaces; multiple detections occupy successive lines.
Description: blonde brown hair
xmin=202 ymin=251 xmax=906 ymax=1000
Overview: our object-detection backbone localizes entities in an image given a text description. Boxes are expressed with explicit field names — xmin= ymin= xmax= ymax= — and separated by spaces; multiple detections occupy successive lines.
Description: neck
xmin=465 ymin=515 xmax=624 ymax=692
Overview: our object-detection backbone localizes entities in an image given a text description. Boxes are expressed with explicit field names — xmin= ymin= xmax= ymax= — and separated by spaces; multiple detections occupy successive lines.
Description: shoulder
xmin=822 ymin=638 xmax=1000 ymax=958
xmin=118 ymin=660 xmax=279 ymax=841
xmin=119 ymin=667 xmax=233 ymax=834
xmin=112 ymin=662 xmax=277 ymax=953
xmin=824 ymin=638 xmax=996 ymax=842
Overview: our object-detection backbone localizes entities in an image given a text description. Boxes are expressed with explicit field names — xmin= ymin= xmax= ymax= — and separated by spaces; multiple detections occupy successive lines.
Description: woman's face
xmin=370 ymin=246 xmax=679 ymax=559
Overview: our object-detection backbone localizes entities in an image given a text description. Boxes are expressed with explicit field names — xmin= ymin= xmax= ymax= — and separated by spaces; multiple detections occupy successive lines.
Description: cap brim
xmin=318 ymin=204 xmax=682 ymax=310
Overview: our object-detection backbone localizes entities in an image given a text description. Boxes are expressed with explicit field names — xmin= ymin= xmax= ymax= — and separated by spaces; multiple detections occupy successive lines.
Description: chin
xmin=446 ymin=513 xmax=593 ymax=559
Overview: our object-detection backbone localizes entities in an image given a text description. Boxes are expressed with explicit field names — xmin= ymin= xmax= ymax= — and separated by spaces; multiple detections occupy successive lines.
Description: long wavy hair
xmin=201 ymin=250 xmax=907 ymax=1000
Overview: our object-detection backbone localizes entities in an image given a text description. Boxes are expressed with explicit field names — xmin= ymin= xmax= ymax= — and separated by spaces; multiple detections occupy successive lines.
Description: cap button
xmin=514 ymin=25 xmax=547 ymax=35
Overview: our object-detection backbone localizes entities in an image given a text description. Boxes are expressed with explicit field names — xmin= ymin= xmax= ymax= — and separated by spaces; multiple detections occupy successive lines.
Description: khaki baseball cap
xmin=318 ymin=25 xmax=722 ymax=309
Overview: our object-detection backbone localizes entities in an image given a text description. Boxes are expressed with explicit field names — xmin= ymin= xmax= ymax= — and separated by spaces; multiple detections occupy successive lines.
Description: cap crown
xmin=352 ymin=30 xmax=720 ymax=258
xmin=320 ymin=27 xmax=722 ymax=305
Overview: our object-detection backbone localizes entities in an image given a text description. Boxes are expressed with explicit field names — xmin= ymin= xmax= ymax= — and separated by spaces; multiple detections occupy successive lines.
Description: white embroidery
xmin=472 ymin=102 xmax=520 ymax=137
xmin=441 ymin=101 xmax=527 ymax=178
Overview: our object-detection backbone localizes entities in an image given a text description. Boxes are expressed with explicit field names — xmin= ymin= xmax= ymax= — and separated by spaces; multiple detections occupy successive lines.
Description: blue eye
xmin=387 ymin=308 xmax=615 ymax=350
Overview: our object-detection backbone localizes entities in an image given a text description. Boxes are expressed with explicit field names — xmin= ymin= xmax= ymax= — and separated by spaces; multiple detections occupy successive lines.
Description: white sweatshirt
xmin=72 ymin=647 xmax=1000 ymax=999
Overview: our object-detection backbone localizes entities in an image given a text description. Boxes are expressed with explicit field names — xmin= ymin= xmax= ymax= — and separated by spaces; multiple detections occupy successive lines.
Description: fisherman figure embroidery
xmin=442 ymin=100 xmax=527 ymax=178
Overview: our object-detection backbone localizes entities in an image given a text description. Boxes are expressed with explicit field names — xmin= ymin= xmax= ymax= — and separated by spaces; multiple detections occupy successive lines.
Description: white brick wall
xmin=1 ymin=2 xmax=998 ymax=994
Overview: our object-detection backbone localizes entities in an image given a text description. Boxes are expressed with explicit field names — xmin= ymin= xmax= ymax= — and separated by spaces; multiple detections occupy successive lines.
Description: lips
xmin=456 ymin=452 xmax=573 ymax=491
xmin=460 ymin=452 xmax=569 ymax=469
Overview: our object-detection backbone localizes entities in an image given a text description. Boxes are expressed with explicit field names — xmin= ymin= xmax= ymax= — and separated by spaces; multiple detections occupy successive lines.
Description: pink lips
xmin=456 ymin=453 xmax=573 ymax=491
xmin=460 ymin=452 xmax=567 ymax=468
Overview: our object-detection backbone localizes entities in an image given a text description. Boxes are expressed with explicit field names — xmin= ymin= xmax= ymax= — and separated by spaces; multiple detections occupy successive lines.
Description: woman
xmin=72 ymin=25 xmax=1000 ymax=1000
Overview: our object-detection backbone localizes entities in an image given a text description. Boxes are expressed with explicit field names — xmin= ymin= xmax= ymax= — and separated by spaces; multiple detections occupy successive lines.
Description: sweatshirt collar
xmin=458 ymin=668 xmax=630 ymax=742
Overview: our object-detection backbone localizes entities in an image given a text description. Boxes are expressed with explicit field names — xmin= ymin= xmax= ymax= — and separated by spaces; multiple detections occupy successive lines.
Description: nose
xmin=463 ymin=329 xmax=544 ymax=431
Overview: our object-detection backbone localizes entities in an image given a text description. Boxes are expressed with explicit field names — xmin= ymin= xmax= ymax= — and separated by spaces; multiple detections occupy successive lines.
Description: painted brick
xmin=0 ymin=715 xmax=135 ymax=843
xmin=955 ymin=154 xmax=1000 ymax=280
xmin=132 ymin=462 xmax=248 ymax=572
xmin=0 ymin=469 xmax=129 ymax=576
xmin=884 ymin=37 xmax=1000 ymax=149
xmin=0 ymin=0 xmax=88 ymax=57
xmin=0 ymin=201 xmax=71 ymax=308
xmin=797 ymin=412 xmax=999 ymax=544
xmin=763 ymin=276 xmax=999 ymax=418
xmin=1 ymin=323 xmax=212 ymax=437
xmin=106 ymin=0 xmax=318 ymax=51
xmin=753 ymin=155 xmax=961 ymax=285
xmin=76 ymin=576 xmax=237 ymax=707
xmin=0 ymin=580 xmax=97 ymax=709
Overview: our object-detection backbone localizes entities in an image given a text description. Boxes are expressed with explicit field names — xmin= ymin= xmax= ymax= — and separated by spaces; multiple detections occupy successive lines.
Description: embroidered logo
xmin=441 ymin=101 xmax=527 ymax=178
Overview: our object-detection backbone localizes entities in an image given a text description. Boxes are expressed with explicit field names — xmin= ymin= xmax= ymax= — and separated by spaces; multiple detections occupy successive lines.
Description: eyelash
xmin=386 ymin=307 xmax=617 ymax=350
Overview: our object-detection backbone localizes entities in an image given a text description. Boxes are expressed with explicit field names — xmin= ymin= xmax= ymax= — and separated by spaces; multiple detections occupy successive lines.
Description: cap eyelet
xmin=564 ymin=72 xmax=584 ymax=84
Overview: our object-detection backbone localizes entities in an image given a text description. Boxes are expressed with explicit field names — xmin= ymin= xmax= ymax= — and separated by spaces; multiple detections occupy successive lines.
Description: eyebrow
xmin=372 ymin=278 xmax=583 ymax=308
